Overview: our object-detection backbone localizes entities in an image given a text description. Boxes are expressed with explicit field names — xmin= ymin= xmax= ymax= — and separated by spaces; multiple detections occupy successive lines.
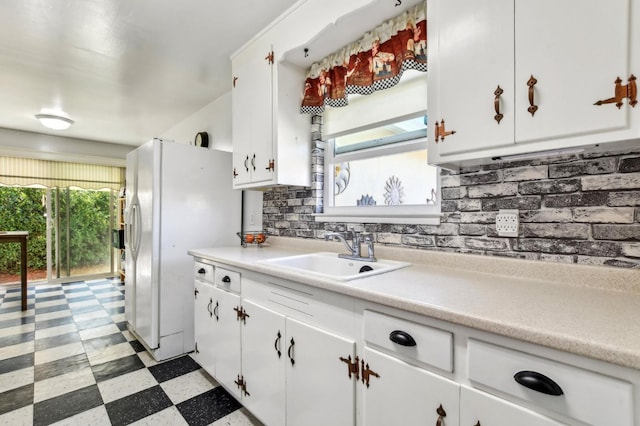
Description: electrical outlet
xmin=495 ymin=209 xmax=519 ymax=237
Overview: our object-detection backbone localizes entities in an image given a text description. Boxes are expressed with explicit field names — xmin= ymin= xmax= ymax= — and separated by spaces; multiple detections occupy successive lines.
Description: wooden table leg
xmin=21 ymin=237 xmax=27 ymax=311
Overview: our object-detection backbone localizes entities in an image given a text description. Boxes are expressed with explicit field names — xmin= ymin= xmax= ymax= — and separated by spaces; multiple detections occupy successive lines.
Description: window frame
xmin=315 ymin=116 xmax=441 ymax=225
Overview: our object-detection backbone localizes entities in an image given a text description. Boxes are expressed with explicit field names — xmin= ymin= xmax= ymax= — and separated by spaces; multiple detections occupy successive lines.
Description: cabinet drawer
xmin=460 ymin=385 xmax=564 ymax=426
xmin=194 ymin=261 xmax=214 ymax=283
xmin=363 ymin=310 xmax=453 ymax=372
xmin=214 ymin=267 xmax=240 ymax=293
xmin=467 ymin=339 xmax=633 ymax=426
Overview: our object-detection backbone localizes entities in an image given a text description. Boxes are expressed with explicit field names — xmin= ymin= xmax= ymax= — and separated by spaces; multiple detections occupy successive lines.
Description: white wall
xmin=159 ymin=92 xmax=264 ymax=231
xmin=160 ymin=92 xmax=233 ymax=151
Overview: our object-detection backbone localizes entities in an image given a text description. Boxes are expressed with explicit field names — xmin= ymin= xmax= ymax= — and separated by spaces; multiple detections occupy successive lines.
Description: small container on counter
xmin=237 ymin=231 xmax=268 ymax=247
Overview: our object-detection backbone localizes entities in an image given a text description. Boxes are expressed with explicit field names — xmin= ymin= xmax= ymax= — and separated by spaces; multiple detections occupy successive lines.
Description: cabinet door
xmin=515 ymin=0 xmax=633 ymax=145
xmin=241 ymin=300 xmax=286 ymax=426
xmin=193 ymin=280 xmax=217 ymax=376
xmin=212 ymin=287 xmax=242 ymax=400
xmin=362 ymin=347 xmax=460 ymax=426
xmin=250 ymin=45 xmax=275 ymax=184
xmin=285 ymin=318 xmax=356 ymax=426
xmin=428 ymin=0 xmax=514 ymax=156
xmin=231 ymin=42 xmax=274 ymax=187
xmin=232 ymin=50 xmax=254 ymax=186
xmin=461 ymin=386 xmax=565 ymax=426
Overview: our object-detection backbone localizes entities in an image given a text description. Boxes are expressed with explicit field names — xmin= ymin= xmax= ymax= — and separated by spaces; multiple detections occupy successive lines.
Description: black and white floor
xmin=0 ymin=278 xmax=262 ymax=426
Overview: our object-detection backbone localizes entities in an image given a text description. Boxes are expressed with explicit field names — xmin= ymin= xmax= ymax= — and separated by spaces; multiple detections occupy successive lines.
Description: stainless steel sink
xmin=257 ymin=252 xmax=411 ymax=281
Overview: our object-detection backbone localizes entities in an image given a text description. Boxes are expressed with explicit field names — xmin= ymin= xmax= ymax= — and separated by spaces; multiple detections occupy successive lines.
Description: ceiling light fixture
xmin=35 ymin=114 xmax=74 ymax=130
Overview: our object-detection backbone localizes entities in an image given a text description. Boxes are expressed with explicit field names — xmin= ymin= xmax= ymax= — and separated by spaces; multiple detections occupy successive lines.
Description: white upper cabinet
xmin=429 ymin=0 xmax=515 ymax=157
xmin=231 ymin=38 xmax=276 ymax=187
xmin=428 ymin=0 xmax=639 ymax=169
xmin=231 ymin=0 xmax=428 ymax=188
xmin=231 ymin=38 xmax=311 ymax=189
xmin=514 ymin=0 xmax=632 ymax=144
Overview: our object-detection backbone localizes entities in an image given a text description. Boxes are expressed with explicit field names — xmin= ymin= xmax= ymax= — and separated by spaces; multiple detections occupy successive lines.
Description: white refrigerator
xmin=125 ymin=138 xmax=240 ymax=361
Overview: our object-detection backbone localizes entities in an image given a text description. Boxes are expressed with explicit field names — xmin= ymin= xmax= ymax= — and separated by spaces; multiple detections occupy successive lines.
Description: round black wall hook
xmin=304 ymin=48 xmax=309 ymax=57
xmin=395 ymin=0 xmax=402 ymax=6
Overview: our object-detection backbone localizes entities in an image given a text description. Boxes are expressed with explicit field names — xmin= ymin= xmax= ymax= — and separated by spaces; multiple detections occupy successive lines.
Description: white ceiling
xmin=0 ymin=0 xmax=299 ymax=147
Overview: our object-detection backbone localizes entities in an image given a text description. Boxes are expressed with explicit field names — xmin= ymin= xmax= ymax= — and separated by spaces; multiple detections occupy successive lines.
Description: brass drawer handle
xmin=527 ymin=75 xmax=538 ymax=116
xmin=494 ymin=85 xmax=504 ymax=123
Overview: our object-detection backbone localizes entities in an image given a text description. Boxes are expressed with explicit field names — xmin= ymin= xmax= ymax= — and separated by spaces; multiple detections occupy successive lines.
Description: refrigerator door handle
xmin=134 ymin=202 xmax=142 ymax=260
xmin=129 ymin=201 xmax=141 ymax=261
xmin=125 ymin=203 xmax=133 ymax=250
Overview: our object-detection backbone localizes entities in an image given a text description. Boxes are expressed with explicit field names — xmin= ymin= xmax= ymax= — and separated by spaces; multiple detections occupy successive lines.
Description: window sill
xmin=313 ymin=212 xmax=441 ymax=225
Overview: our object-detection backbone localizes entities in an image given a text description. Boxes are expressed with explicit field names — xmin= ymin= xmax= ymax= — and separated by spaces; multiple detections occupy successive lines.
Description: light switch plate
xmin=496 ymin=209 xmax=519 ymax=237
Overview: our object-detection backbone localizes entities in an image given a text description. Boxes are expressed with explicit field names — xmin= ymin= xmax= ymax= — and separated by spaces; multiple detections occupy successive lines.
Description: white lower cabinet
xmin=216 ymin=275 xmax=357 ymax=426
xmin=460 ymin=386 xmax=564 ymax=426
xmin=193 ymin=264 xmax=243 ymax=401
xmin=193 ymin=278 xmax=217 ymax=375
xmin=285 ymin=317 xmax=356 ymax=426
xmin=192 ymin=259 xmax=639 ymax=426
xmin=212 ymin=286 xmax=242 ymax=400
xmin=240 ymin=300 xmax=356 ymax=426
xmin=362 ymin=347 xmax=459 ymax=426
xmin=240 ymin=299 xmax=286 ymax=426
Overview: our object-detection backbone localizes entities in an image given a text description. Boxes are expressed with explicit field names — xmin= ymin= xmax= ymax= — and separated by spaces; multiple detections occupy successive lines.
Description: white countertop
xmin=189 ymin=237 xmax=640 ymax=370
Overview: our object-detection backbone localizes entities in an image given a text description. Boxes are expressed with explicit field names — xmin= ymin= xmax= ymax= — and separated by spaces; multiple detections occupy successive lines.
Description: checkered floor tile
xmin=0 ymin=279 xmax=262 ymax=426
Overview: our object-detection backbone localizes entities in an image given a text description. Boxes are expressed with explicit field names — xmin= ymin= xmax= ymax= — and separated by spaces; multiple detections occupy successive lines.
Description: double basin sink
xmin=258 ymin=252 xmax=411 ymax=281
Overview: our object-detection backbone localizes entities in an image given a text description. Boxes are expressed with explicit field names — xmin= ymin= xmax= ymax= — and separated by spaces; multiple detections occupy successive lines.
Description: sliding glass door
xmin=47 ymin=187 xmax=117 ymax=281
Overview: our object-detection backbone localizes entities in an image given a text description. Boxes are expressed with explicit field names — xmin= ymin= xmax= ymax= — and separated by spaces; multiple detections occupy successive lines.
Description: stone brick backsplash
xmin=263 ymin=123 xmax=640 ymax=268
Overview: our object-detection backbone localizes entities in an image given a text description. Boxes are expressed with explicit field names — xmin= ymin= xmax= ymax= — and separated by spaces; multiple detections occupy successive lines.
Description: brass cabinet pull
xmin=527 ymin=75 xmax=538 ymax=116
xmin=494 ymin=85 xmax=504 ymax=123
xmin=594 ymin=74 xmax=637 ymax=109
xmin=274 ymin=331 xmax=282 ymax=358
xmin=435 ymin=404 xmax=447 ymax=426
xmin=434 ymin=119 xmax=456 ymax=143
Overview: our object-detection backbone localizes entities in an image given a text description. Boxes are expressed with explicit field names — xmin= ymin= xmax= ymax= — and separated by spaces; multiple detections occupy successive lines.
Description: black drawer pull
xmin=389 ymin=330 xmax=417 ymax=347
xmin=197 ymin=268 xmax=206 ymax=274
xmin=221 ymin=276 xmax=231 ymax=283
xmin=514 ymin=370 xmax=564 ymax=396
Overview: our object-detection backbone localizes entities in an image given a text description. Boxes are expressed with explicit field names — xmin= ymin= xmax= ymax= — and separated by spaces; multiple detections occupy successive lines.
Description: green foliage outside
xmin=0 ymin=187 xmax=47 ymax=273
xmin=0 ymin=186 xmax=113 ymax=275
xmin=54 ymin=189 xmax=112 ymax=270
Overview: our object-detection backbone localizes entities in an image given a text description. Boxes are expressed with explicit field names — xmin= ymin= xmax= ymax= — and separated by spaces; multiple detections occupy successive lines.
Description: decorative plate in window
xmin=383 ymin=175 xmax=404 ymax=205
xmin=335 ymin=162 xmax=350 ymax=195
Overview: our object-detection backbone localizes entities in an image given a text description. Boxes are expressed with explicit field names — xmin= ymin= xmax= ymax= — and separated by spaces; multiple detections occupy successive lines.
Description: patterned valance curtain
xmin=300 ymin=3 xmax=426 ymax=114
xmin=0 ymin=156 xmax=125 ymax=191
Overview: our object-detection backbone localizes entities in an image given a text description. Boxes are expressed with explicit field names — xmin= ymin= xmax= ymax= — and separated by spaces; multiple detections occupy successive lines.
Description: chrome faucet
xmin=325 ymin=231 xmax=376 ymax=262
